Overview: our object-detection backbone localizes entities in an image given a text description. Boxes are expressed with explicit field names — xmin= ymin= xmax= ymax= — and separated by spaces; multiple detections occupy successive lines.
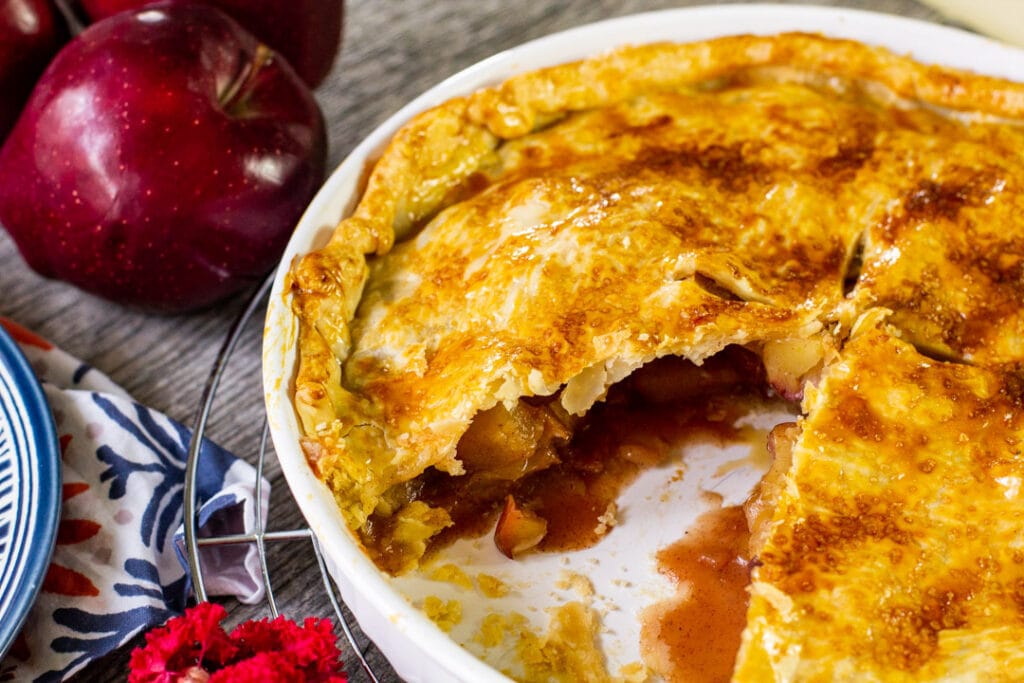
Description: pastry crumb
xmin=422 ymin=595 xmax=462 ymax=632
xmin=477 ymin=573 xmax=510 ymax=598
xmin=617 ymin=661 xmax=651 ymax=682
xmin=474 ymin=611 xmax=528 ymax=648
xmin=518 ymin=602 xmax=610 ymax=682
xmin=557 ymin=571 xmax=595 ymax=599
xmin=700 ymin=489 xmax=725 ymax=507
xmin=594 ymin=503 xmax=618 ymax=536
xmin=429 ymin=563 xmax=474 ymax=590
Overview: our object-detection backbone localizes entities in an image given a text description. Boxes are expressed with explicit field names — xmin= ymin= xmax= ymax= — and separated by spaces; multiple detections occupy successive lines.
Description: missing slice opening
xmin=359 ymin=345 xmax=813 ymax=572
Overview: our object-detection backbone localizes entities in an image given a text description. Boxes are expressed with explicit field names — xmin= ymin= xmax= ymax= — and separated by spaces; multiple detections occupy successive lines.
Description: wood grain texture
xmin=0 ymin=1 xmax=961 ymax=681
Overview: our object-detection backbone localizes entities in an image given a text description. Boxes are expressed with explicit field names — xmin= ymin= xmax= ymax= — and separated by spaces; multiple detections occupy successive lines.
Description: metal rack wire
xmin=181 ymin=277 xmax=384 ymax=682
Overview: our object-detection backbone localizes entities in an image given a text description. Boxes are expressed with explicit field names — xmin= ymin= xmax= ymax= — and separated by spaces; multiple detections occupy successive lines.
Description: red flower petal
xmin=230 ymin=615 xmax=346 ymax=681
xmin=130 ymin=604 xmax=346 ymax=683
xmin=209 ymin=652 xmax=299 ymax=682
xmin=128 ymin=603 xmax=238 ymax=683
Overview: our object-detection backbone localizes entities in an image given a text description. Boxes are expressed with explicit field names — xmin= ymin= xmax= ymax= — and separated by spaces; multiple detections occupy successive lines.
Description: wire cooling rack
xmin=181 ymin=276 xmax=386 ymax=682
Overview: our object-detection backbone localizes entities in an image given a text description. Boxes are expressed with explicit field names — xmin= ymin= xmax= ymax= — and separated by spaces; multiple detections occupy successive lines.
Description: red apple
xmin=0 ymin=0 xmax=67 ymax=141
xmin=0 ymin=3 xmax=326 ymax=312
xmin=79 ymin=0 xmax=343 ymax=87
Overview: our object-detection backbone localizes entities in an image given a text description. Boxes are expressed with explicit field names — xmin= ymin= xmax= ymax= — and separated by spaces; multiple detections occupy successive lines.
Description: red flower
xmin=230 ymin=615 xmax=345 ymax=680
xmin=210 ymin=652 xmax=300 ymax=682
xmin=129 ymin=603 xmax=346 ymax=683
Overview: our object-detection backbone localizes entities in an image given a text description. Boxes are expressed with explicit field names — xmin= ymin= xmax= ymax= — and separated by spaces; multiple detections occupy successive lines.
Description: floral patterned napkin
xmin=0 ymin=319 xmax=267 ymax=682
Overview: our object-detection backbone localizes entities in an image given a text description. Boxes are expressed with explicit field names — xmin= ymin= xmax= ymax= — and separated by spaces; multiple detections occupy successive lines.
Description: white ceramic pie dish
xmin=263 ymin=6 xmax=1024 ymax=681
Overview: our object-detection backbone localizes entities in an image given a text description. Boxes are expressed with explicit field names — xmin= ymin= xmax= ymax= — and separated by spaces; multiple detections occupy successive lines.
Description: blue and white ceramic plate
xmin=0 ymin=325 xmax=60 ymax=659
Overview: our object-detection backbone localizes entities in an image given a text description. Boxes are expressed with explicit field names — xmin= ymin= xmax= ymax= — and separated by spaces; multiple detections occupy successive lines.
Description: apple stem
xmin=52 ymin=0 xmax=87 ymax=36
xmin=219 ymin=44 xmax=275 ymax=114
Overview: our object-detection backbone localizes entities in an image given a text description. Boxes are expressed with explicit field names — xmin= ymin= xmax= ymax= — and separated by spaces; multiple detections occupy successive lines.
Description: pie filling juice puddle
xmin=640 ymin=505 xmax=753 ymax=683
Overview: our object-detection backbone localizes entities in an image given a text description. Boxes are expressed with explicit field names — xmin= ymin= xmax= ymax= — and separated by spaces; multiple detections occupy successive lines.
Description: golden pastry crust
xmin=735 ymin=317 xmax=1024 ymax=681
xmin=846 ymin=130 xmax=1024 ymax=364
xmin=287 ymin=32 xmax=1024 ymax=582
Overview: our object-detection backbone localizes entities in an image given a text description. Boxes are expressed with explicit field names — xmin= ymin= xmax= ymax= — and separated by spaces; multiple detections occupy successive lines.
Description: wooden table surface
xmin=0 ymin=0 xmax=971 ymax=680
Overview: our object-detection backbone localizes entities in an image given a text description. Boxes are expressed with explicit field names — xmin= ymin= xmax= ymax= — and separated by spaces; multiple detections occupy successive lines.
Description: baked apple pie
xmin=287 ymin=32 xmax=1024 ymax=680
